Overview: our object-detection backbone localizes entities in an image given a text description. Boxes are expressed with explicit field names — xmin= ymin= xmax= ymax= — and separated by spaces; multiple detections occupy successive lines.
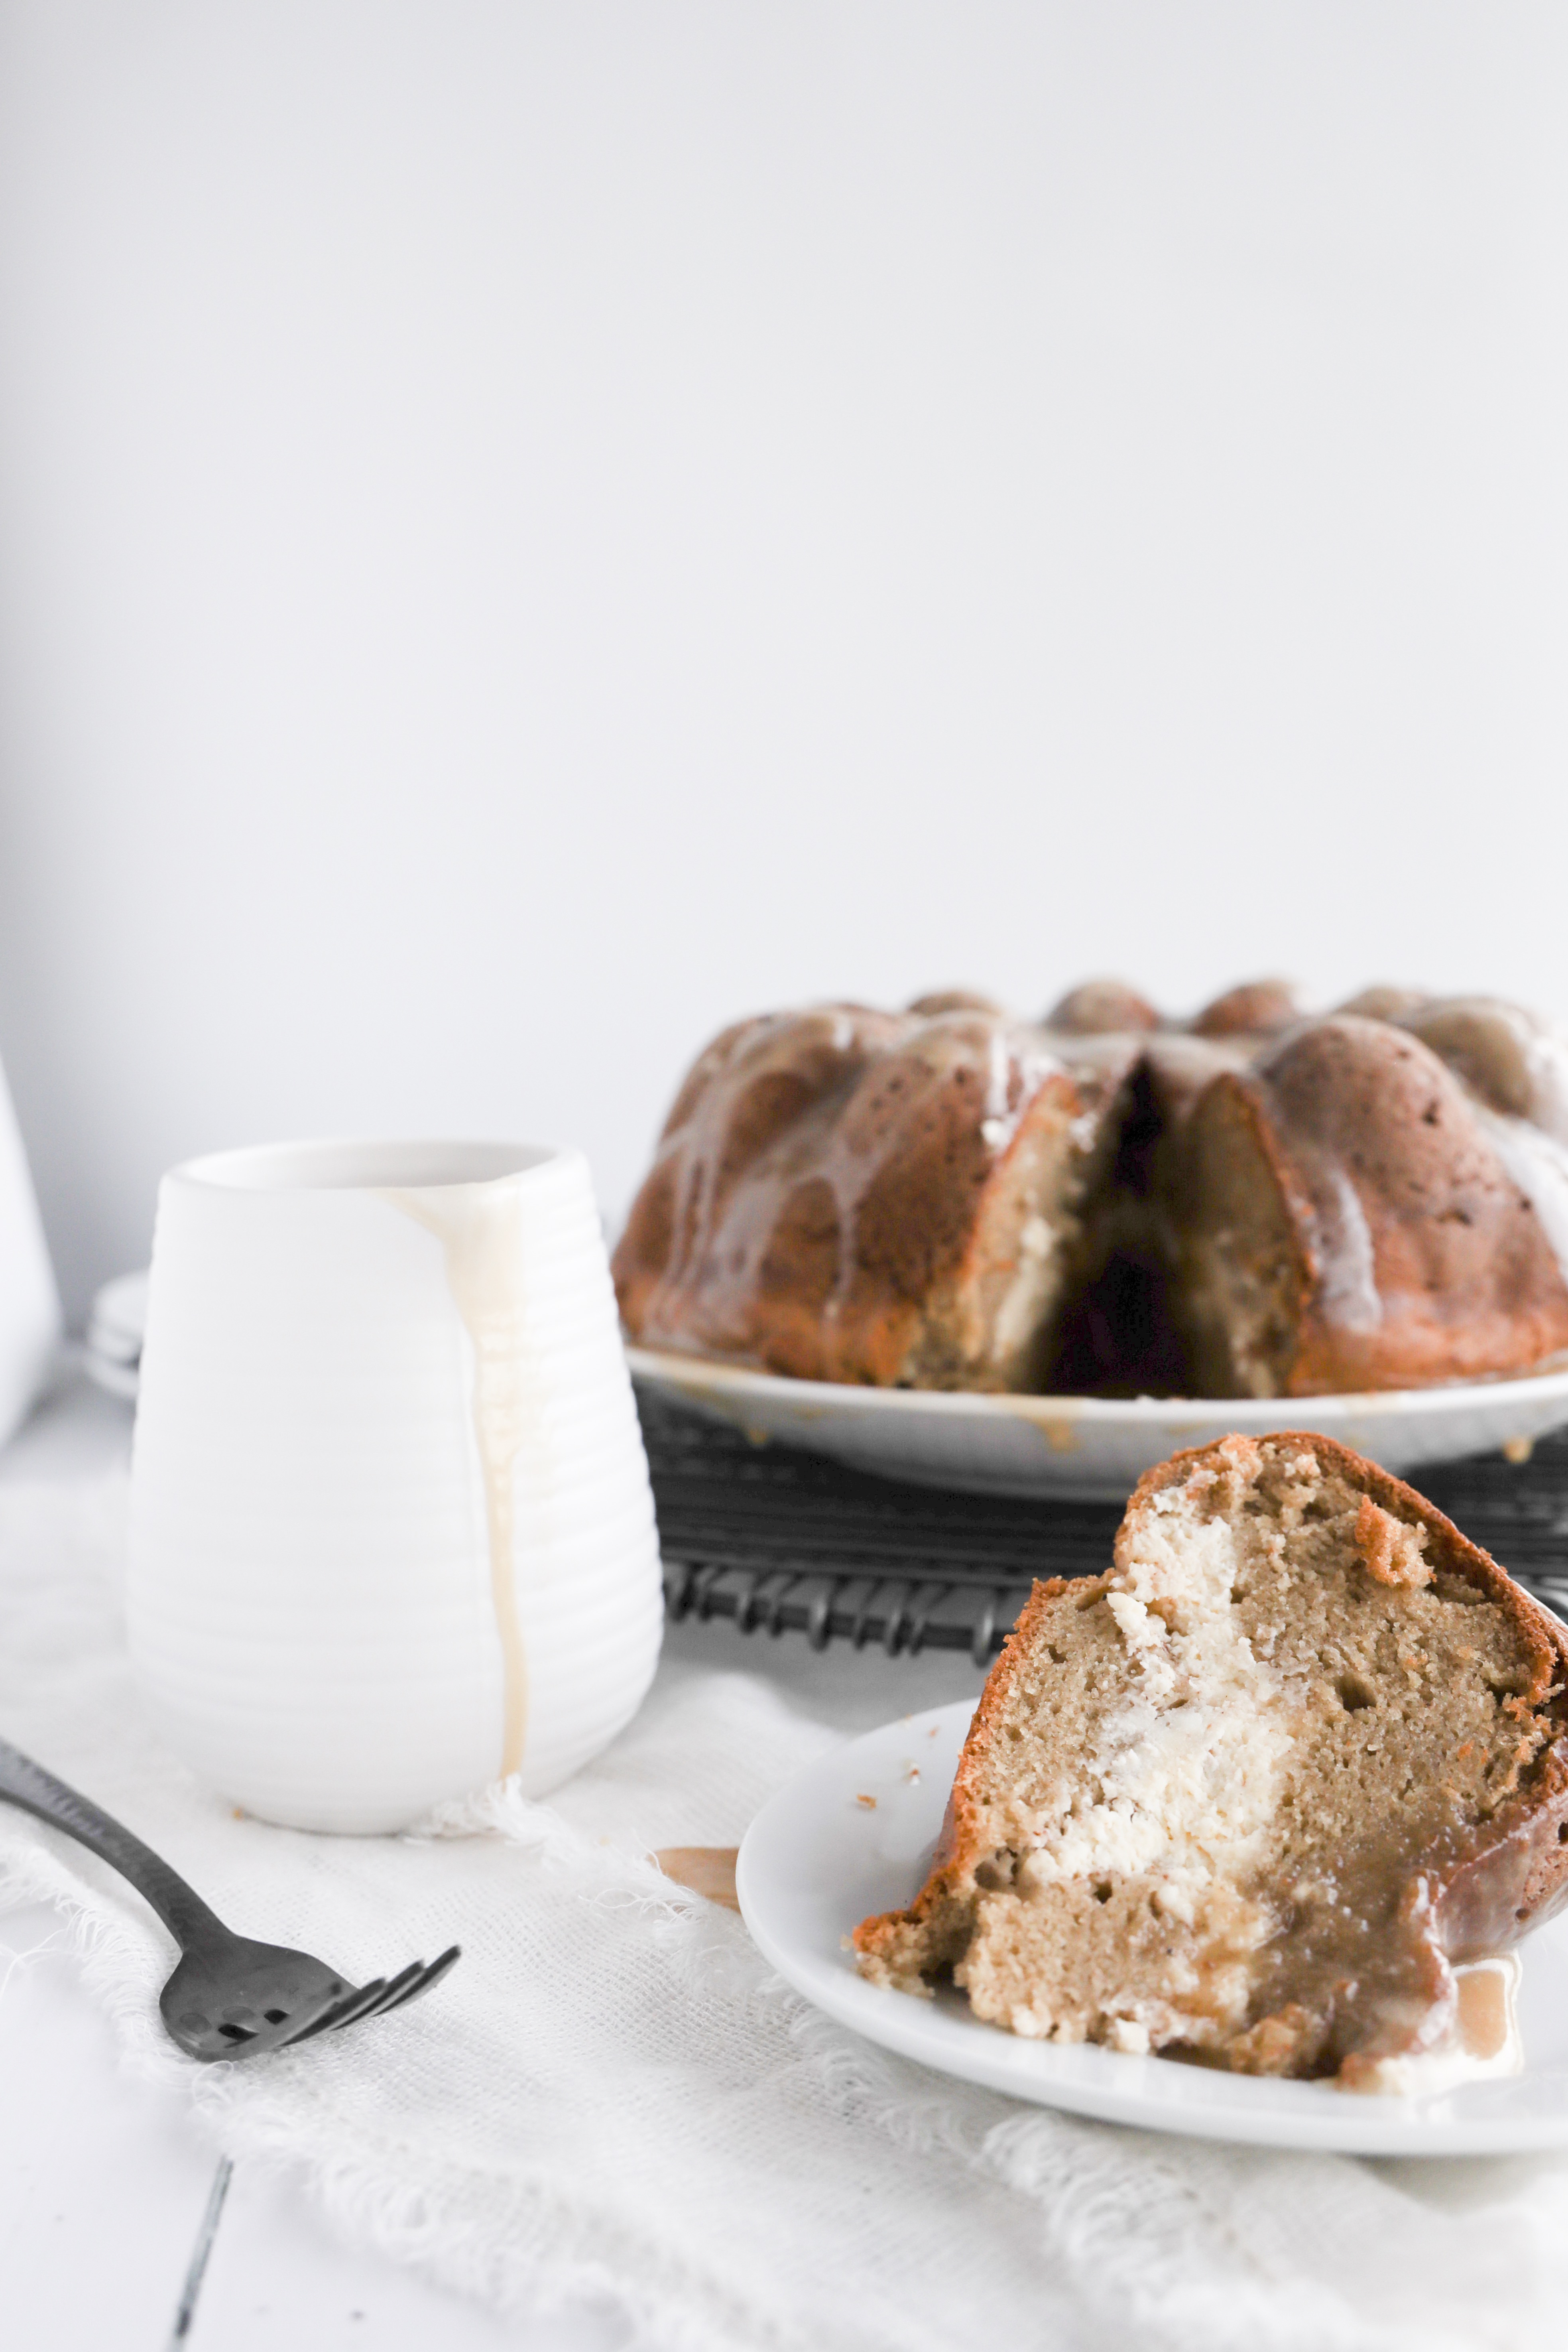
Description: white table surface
xmin=0 ymin=1369 xmax=985 ymax=2349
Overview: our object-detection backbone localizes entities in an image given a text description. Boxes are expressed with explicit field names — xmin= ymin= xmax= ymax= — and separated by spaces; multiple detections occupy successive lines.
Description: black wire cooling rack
xmin=637 ymin=1387 xmax=1568 ymax=1664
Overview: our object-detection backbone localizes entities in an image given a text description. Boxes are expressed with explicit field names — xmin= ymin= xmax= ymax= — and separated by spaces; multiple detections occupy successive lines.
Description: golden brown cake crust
xmin=1185 ymin=1018 xmax=1568 ymax=1393
xmin=853 ymin=1435 xmax=1568 ymax=2074
xmin=850 ymin=1572 xmax=1083 ymax=1976
xmin=1190 ymin=978 xmax=1302 ymax=1037
xmin=613 ymin=1005 xmax=1139 ymax=1389
xmin=906 ymin=989 xmax=1007 ymax=1017
xmin=1045 ymin=979 xmax=1161 ymax=1035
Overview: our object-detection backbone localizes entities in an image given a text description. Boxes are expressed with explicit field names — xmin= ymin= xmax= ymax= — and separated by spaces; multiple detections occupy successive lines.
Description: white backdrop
xmin=1 ymin=0 xmax=1565 ymax=1321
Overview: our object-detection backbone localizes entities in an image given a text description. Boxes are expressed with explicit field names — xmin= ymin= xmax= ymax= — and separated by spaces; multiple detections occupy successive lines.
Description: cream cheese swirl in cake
xmin=1019 ymin=1484 xmax=1292 ymax=1893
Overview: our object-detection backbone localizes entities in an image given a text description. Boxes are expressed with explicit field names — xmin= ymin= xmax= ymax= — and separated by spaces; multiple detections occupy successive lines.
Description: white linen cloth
xmin=2 ymin=1463 xmax=1568 ymax=2352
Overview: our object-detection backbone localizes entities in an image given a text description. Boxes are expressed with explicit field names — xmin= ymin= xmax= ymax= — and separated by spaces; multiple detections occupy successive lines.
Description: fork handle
xmin=0 ymin=1735 xmax=228 ymax=1951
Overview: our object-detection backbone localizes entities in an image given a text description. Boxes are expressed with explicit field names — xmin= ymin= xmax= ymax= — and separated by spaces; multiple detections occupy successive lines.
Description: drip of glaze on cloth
xmin=379 ymin=1182 xmax=531 ymax=1777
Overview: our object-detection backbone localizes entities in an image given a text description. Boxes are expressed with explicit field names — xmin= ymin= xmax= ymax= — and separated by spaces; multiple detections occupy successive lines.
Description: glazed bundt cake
xmin=853 ymin=1433 xmax=1568 ymax=2088
xmin=613 ymin=985 xmax=1568 ymax=1398
xmin=612 ymin=1005 xmax=1139 ymax=1390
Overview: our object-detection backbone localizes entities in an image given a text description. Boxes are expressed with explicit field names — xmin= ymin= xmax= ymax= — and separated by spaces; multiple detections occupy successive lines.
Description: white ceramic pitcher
xmin=127 ymin=1139 xmax=662 ymax=1832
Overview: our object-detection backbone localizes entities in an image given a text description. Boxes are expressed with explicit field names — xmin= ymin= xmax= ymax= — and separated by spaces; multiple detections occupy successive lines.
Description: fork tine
xmin=270 ymin=1945 xmax=462 ymax=2052
xmin=315 ymin=1978 xmax=391 ymax=2035
xmin=377 ymin=1944 xmax=462 ymax=2016
xmin=383 ymin=1947 xmax=463 ymax=2023
xmin=340 ymin=1960 xmax=424 ymax=2024
xmin=344 ymin=1947 xmax=460 ymax=2029
xmin=283 ymin=1977 xmax=388 ymax=2047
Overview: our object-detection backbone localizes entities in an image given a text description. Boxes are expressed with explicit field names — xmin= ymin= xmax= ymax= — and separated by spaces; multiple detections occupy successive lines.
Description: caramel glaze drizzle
xmin=380 ymin=1182 xmax=532 ymax=1780
xmin=630 ymin=1006 xmax=1094 ymax=1382
xmin=619 ymin=992 xmax=1568 ymax=1385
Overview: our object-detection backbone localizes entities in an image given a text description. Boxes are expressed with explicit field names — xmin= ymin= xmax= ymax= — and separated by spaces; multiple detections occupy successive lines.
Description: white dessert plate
xmin=737 ymin=1699 xmax=1568 ymax=2155
xmin=629 ymin=1345 xmax=1568 ymax=1500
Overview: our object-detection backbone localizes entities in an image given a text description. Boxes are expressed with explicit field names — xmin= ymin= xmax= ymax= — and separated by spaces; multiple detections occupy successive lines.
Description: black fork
xmin=0 ymin=1736 xmax=459 ymax=2060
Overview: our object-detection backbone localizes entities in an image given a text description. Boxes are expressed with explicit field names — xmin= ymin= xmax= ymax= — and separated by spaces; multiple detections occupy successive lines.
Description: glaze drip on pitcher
xmin=379 ymin=1182 xmax=530 ymax=1777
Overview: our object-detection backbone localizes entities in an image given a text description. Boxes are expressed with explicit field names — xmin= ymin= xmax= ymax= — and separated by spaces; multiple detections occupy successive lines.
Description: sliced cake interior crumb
xmin=855 ymin=1435 xmax=1565 ymax=2081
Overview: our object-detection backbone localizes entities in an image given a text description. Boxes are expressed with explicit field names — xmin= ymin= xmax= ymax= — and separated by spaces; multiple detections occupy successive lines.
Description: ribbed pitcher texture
xmin=127 ymin=1139 xmax=662 ymax=1832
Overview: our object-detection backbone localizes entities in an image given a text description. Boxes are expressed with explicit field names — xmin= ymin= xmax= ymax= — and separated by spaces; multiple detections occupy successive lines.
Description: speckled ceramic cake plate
xmin=737 ymin=1700 xmax=1568 ymax=2156
xmin=627 ymin=1346 xmax=1568 ymax=1500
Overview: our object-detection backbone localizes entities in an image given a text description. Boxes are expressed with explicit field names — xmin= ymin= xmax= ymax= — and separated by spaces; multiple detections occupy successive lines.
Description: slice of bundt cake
xmin=854 ymin=1434 xmax=1568 ymax=2088
xmin=612 ymin=1005 xmax=1139 ymax=1389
